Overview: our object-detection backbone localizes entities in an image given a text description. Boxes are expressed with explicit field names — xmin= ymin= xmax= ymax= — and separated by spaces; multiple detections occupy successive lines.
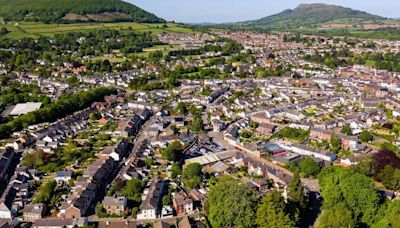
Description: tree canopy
xmin=256 ymin=191 xmax=295 ymax=228
xmin=206 ymin=176 xmax=258 ymax=228
xmin=318 ymin=166 xmax=381 ymax=226
xmin=299 ymin=157 xmax=321 ymax=178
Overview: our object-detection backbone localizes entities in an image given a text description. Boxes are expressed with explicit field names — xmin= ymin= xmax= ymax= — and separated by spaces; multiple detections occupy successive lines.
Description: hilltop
xmin=233 ymin=3 xmax=386 ymax=30
xmin=0 ymin=0 xmax=164 ymax=23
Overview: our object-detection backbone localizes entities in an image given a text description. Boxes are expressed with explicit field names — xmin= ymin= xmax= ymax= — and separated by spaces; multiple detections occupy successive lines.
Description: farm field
xmin=0 ymin=19 xmax=196 ymax=39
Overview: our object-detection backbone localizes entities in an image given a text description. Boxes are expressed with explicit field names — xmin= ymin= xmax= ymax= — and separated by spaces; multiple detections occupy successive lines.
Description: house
xmin=172 ymin=193 xmax=194 ymax=215
xmin=23 ymin=203 xmax=45 ymax=222
xmin=256 ymin=123 xmax=277 ymax=135
xmin=54 ymin=171 xmax=72 ymax=185
xmin=32 ymin=218 xmax=87 ymax=228
xmin=102 ymin=196 xmax=127 ymax=216
xmin=98 ymin=221 xmax=137 ymax=228
xmin=340 ymin=156 xmax=364 ymax=167
xmin=136 ymin=179 xmax=165 ymax=220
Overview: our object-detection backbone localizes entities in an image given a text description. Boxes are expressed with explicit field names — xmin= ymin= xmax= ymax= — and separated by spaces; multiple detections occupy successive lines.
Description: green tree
xmin=160 ymin=141 xmax=183 ymax=162
xmin=341 ymin=125 xmax=352 ymax=135
xmin=182 ymin=163 xmax=203 ymax=189
xmin=318 ymin=166 xmax=381 ymax=226
xmin=299 ymin=157 xmax=321 ymax=178
xmin=171 ymin=163 xmax=182 ymax=179
xmin=121 ymin=178 xmax=145 ymax=203
xmin=372 ymin=200 xmax=400 ymax=228
xmin=287 ymin=172 xmax=307 ymax=208
xmin=206 ymin=176 xmax=257 ymax=227
xmin=162 ymin=195 xmax=171 ymax=206
xmin=175 ymin=102 xmax=188 ymax=115
xmin=330 ymin=134 xmax=342 ymax=154
xmin=378 ymin=165 xmax=400 ymax=190
xmin=34 ymin=180 xmax=57 ymax=204
xmin=317 ymin=202 xmax=356 ymax=228
xmin=256 ymin=191 xmax=294 ymax=228
xmin=359 ymin=130 xmax=373 ymax=142
xmin=188 ymin=115 xmax=204 ymax=133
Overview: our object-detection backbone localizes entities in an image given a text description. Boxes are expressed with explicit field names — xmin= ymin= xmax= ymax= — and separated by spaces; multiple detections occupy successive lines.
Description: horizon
xmin=128 ymin=0 xmax=400 ymax=23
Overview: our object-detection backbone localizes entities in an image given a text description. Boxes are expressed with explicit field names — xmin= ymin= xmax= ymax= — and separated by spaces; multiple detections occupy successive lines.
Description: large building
xmin=9 ymin=102 xmax=42 ymax=116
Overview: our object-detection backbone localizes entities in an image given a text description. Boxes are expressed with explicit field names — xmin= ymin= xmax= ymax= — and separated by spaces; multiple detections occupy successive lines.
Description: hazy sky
xmin=127 ymin=0 xmax=400 ymax=23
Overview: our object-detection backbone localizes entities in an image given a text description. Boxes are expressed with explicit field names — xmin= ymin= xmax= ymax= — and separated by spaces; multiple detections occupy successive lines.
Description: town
xmin=1 ymin=3 xmax=400 ymax=228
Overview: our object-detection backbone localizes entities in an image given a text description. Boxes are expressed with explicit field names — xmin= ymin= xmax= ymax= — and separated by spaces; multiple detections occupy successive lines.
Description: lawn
xmin=91 ymin=56 xmax=126 ymax=63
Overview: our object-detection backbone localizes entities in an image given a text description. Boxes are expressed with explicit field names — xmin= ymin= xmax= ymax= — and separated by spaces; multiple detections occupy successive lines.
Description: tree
xmin=206 ymin=176 xmax=257 ymax=227
xmin=160 ymin=141 xmax=183 ymax=162
xmin=188 ymin=115 xmax=204 ymax=133
xmin=121 ymin=178 xmax=145 ymax=203
xmin=359 ymin=130 xmax=373 ymax=142
xmin=341 ymin=125 xmax=352 ymax=135
xmin=162 ymin=195 xmax=171 ymax=206
xmin=287 ymin=172 xmax=307 ymax=208
xmin=171 ymin=163 xmax=182 ymax=179
xmin=350 ymin=158 xmax=374 ymax=177
xmin=373 ymin=200 xmax=400 ymax=228
xmin=182 ymin=163 xmax=203 ymax=189
xmin=372 ymin=149 xmax=400 ymax=174
xmin=256 ymin=191 xmax=294 ymax=228
xmin=318 ymin=166 xmax=381 ymax=226
xmin=34 ymin=180 xmax=57 ymax=204
xmin=0 ymin=28 xmax=9 ymax=36
xmin=317 ymin=202 xmax=356 ymax=228
xmin=299 ymin=157 xmax=321 ymax=178
xmin=330 ymin=134 xmax=342 ymax=154
xmin=378 ymin=165 xmax=400 ymax=190
xmin=175 ymin=102 xmax=187 ymax=115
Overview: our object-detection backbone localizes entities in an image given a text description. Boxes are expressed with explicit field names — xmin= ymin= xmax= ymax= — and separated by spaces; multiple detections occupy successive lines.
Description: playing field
xmin=0 ymin=19 xmax=196 ymax=39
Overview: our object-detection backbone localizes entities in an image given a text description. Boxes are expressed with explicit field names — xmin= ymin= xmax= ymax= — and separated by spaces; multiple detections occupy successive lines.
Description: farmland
xmin=0 ymin=19 xmax=196 ymax=39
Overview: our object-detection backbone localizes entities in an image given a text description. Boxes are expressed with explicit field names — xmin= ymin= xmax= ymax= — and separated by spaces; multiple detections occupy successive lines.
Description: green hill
xmin=235 ymin=3 xmax=385 ymax=30
xmin=0 ymin=0 xmax=164 ymax=23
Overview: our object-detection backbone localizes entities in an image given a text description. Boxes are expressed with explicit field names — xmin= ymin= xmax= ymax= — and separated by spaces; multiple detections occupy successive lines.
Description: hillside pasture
xmin=0 ymin=21 xmax=195 ymax=39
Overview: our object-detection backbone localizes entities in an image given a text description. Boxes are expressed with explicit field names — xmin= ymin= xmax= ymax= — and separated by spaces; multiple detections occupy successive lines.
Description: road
xmin=118 ymin=116 xmax=155 ymax=178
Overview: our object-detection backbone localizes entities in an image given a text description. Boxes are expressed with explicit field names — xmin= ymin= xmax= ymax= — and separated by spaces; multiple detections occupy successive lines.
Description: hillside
xmin=234 ymin=3 xmax=386 ymax=30
xmin=0 ymin=0 xmax=164 ymax=23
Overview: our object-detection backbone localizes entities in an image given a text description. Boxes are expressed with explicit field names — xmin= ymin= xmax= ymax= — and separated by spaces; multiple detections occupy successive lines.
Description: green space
xmin=0 ymin=22 xmax=195 ymax=40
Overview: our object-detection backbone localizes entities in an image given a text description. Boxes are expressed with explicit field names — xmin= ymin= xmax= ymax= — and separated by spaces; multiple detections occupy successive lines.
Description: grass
xmin=1 ymin=21 xmax=196 ymax=40
xmin=91 ymin=56 xmax=126 ymax=63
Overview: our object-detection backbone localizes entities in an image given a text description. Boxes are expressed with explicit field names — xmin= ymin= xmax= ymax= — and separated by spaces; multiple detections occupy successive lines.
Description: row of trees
xmin=0 ymin=87 xmax=116 ymax=139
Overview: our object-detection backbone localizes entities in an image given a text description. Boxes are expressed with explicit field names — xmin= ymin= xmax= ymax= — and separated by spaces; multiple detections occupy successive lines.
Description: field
xmin=0 ymin=18 xmax=196 ymax=39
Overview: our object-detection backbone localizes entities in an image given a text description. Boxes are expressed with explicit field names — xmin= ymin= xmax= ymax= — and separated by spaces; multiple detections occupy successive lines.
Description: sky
xmin=128 ymin=0 xmax=400 ymax=23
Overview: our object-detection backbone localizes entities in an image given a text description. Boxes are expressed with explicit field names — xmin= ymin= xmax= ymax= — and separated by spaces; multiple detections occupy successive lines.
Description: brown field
xmin=62 ymin=12 xmax=131 ymax=22
xmin=362 ymin=24 xmax=400 ymax=30
xmin=320 ymin=24 xmax=354 ymax=28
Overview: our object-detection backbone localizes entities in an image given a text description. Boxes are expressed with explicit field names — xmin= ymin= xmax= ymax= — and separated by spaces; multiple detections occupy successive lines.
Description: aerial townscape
xmin=0 ymin=0 xmax=399 ymax=227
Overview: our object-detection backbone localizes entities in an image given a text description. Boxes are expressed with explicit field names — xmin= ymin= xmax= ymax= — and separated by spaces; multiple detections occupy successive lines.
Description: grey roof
xmin=102 ymin=196 xmax=127 ymax=206
xmin=10 ymin=102 xmax=42 ymax=116
xmin=24 ymin=203 xmax=44 ymax=215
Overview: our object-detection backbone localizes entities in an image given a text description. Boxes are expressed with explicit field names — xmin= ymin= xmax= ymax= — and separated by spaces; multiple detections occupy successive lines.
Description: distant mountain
xmin=233 ymin=3 xmax=386 ymax=30
xmin=0 ymin=0 xmax=164 ymax=23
